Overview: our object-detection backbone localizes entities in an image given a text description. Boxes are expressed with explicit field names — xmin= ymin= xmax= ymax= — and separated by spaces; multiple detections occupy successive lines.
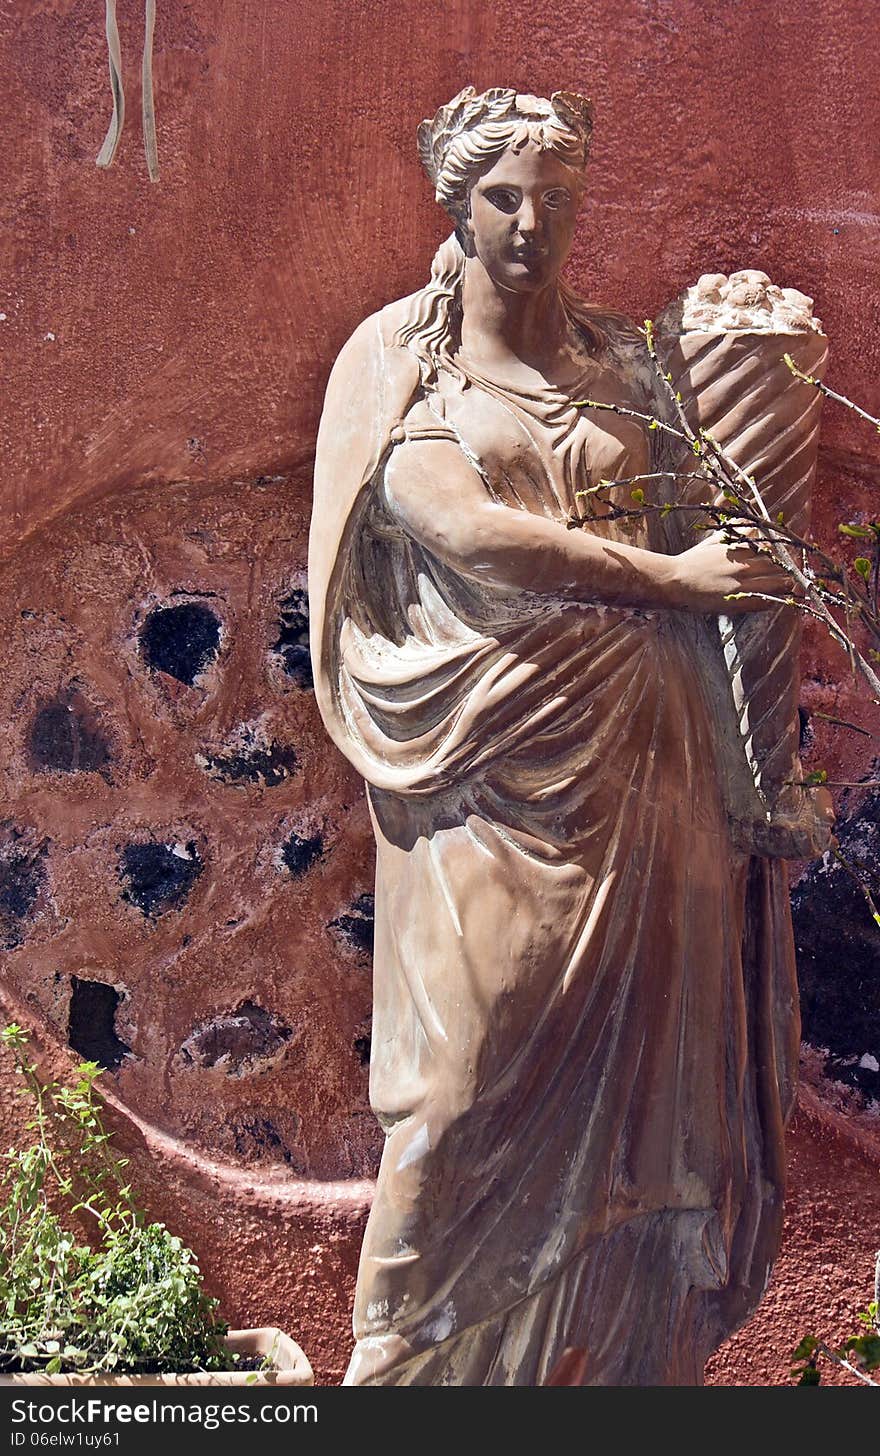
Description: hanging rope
xmin=95 ymin=0 xmax=124 ymax=169
xmin=141 ymin=0 xmax=159 ymax=181
xmin=96 ymin=0 xmax=160 ymax=181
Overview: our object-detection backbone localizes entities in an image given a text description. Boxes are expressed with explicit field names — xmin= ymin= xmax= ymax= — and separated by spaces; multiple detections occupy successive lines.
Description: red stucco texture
xmin=2 ymin=0 xmax=879 ymax=1385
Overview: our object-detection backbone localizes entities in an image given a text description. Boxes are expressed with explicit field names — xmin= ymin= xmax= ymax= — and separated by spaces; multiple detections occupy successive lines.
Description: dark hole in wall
xmin=198 ymin=735 xmax=298 ymax=787
xmin=280 ymin=831 xmax=324 ymax=877
xmin=229 ymin=1113 xmax=304 ymax=1171
xmin=354 ymin=1034 xmax=371 ymax=1066
xmin=798 ymin=704 xmax=812 ymax=751
xmin=140 ymin=602 xmax=221 ymax=685
xmin=792 ymin=787 xmax=880 ymax=1099
xmin=272 ymin=589 xmax=312 ymax=689
xmin=28 ymin=692 xmax=110 ymax=775
xmin=68 ymin=977 xmax=131 ymax=1069
xmin=328 ymin=892 xmax=375 ymax=957
xmin=180 ymin=1000 xmax=293 ymax=1074
xmin=0 ymin=831 xmax=47 ymax=949
xmin=119 ymin=841 xmax=203 ymax=917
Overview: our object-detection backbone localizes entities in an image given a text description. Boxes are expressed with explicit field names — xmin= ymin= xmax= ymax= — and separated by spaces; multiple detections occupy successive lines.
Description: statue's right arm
xmin=382 ymin=437 xmax=792 ymax=616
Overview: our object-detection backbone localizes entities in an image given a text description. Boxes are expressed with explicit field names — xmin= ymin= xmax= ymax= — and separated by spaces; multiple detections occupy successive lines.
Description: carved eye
xmin=485 ymin=187 xmax=521 ymax=214
xmin=543 ymin=189 xmax=571 ymax=210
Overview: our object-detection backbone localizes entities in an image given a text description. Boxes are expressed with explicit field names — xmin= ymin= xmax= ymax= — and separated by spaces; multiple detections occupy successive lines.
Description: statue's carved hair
xmin=394 ymin=87 xmax=601 ymax=384
xmin=417 ymin=86 xmax=593 ymax=224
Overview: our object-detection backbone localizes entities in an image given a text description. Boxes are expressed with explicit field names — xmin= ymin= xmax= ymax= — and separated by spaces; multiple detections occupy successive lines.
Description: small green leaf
xmin=631 ymin=488 xmax=645 ymax=504
xmin=839 ymin=523 xmax=875 ymax=539
xmin=844 ymin=1333 xmax=880 ymax=1370
xmin=854 ymin=557 xmax=872 ymax=579
xmin=797 ymin=1366 xmax=821 ymax=1386
xmin=792 ymin=1335 xmax=818 ymax=1360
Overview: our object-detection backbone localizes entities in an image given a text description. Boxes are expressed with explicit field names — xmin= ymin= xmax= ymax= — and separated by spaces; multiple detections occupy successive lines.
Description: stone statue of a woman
xmin=308 ymin=86 xmax=832 ymax=1385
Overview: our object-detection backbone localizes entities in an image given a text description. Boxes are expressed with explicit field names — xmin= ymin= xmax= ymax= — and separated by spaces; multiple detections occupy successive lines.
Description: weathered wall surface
xmin=2 ymin=0 xmax=879 ymax=1385
xmin=4 ymin=0 xmax=880 ymax=549
xmin=707 ymin=1088 xmax=880 ymax=1388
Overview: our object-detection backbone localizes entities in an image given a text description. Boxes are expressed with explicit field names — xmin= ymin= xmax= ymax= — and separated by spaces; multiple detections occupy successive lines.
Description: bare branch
xmin=571 ymin=397 xmax=687 ymax=440
xmin=784 ymin=353 xmax=880 ymax=430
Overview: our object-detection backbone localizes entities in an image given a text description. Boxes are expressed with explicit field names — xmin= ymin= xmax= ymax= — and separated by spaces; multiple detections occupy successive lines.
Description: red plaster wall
xmin=2 ymin=0 xmax=880 ymax=1386
xmin=707 ymin=1090 xmax=880 ymax=1388
xmin=4 ymin=0 xmax=879 ymax=551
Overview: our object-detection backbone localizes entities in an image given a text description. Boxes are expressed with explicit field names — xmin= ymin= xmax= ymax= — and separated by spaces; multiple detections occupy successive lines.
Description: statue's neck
xmin=459 ymin=257 xmax=571 ymax=376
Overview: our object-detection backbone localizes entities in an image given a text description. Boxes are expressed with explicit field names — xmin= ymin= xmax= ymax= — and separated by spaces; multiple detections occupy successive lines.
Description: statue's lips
xmin=510 ymin=247 xmax=548 ymax=265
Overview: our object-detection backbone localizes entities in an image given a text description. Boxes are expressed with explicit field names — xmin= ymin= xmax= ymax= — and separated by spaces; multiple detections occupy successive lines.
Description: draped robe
xmin=308 ymin=296 xmax=800 ymax=1386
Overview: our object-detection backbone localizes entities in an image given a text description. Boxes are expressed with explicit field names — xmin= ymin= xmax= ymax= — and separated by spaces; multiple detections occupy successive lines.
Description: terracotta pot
xmin=0 ymin=1327 xmax=313 ymax=1387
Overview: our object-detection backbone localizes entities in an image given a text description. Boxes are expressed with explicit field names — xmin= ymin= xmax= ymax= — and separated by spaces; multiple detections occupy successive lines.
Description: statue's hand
xmin=779 ymin=782 xmax=837 ymax=858
xmin=730 ymin=782 xmax=836 ymax=859
xmin=668 ymin=529 xmax=793 ymax=616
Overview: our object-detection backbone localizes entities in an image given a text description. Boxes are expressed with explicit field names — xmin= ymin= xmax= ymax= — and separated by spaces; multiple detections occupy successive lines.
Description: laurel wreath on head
xmin=417 ymin=86 xmax=594 ymax=196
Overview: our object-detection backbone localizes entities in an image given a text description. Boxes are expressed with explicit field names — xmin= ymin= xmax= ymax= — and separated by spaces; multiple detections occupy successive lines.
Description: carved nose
xmin=517 ymin=201 xmax=540 ymax=236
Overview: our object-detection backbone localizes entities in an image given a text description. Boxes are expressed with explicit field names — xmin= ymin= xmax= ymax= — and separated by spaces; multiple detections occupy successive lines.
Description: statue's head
xmin=396 ymin=88 xmax=598 ymax=373
xmin=418 ymin=87 xmax=593 ymax=292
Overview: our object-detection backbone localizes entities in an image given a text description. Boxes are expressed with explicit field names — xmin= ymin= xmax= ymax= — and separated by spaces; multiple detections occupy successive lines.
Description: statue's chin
xmin=488 ymin=263 xmax=560 ymax=295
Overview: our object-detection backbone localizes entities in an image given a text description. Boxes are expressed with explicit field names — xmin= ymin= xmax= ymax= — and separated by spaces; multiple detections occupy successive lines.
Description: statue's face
xmin=466 ymin=142 xmax=582 ymax=293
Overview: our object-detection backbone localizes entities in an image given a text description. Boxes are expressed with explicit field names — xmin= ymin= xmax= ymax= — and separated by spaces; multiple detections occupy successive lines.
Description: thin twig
xmin=574 ymin=470 xmax=709 ymax=497
xmin=643 ymin=317 xmax=700 ymax=443
xmin=815 ymin=1341 xmax=879 ymax=1387
xmin=572 ymin=397 xmax=687 ymax=440
xmin=788 ymin=780 xmax=880 ymax=788
xmin=812 ymin=711 xmax=878 ymax=738
xmin=833 ymin=846 xmax=880 ymax=930
xmin=784 ymin=353 xmax=880 ymax=430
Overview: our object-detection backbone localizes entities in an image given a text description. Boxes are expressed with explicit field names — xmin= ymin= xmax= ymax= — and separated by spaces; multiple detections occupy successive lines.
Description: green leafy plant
xmin=0 ymin=1023 xmax=233 ymax=1376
